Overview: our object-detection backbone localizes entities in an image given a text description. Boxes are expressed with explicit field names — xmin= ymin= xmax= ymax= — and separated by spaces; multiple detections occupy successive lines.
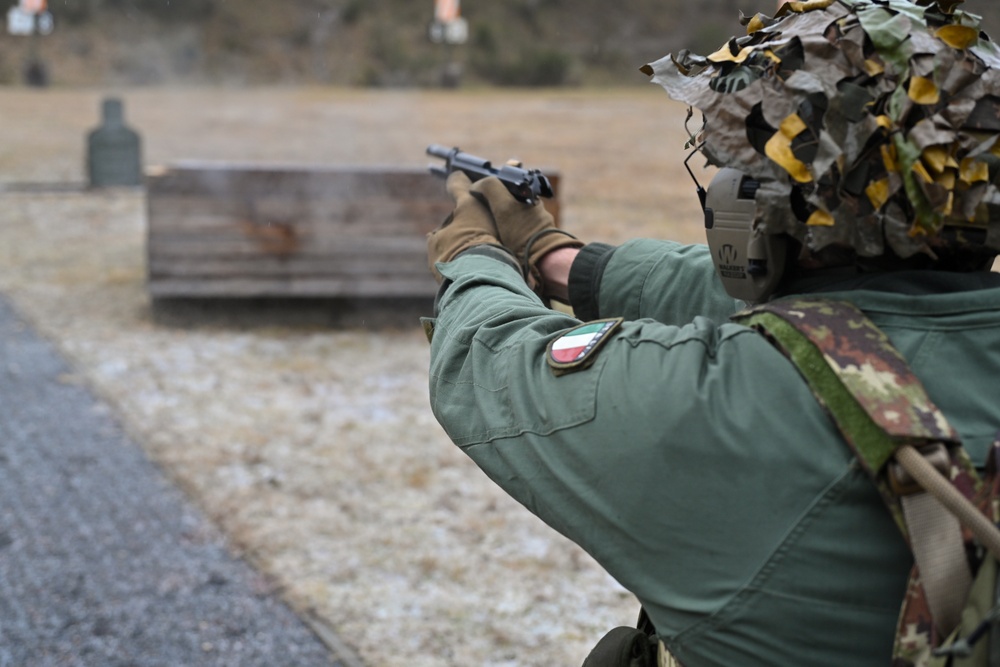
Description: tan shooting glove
xmin=468 ymin=175 xmax=583 ymax=294
xmin=426 ymin=171 xmax=504 ymax=283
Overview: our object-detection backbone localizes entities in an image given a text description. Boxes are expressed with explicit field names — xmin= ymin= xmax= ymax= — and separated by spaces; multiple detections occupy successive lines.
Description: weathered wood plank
xmin=148 ymin=277 xmax=439 ymax=298
xmin=149 ymin=255 xmax=429 ymax=277
xmin=146 ymin=161 xmax=562 ymax=299
xmin=148 ymin=235 xmax=428 ymax=258
xmin=146 ymin=212 xmax=441 ymax=238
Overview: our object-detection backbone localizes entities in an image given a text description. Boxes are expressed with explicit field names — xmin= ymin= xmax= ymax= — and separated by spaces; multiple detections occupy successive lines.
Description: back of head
xmin=644 ymin=0 xmax=1000 ymax=285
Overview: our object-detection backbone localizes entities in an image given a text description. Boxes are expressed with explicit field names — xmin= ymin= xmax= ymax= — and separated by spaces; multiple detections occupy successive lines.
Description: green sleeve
xmin=428 ymin=248 xmax=915 ymax=665
xmin=594 ymin=239 xmax=741 ymax=325
xmin=427 ymin=249 xmax=857 ymax=632
xmin=429 ymin=250 xmax=586 ymax=446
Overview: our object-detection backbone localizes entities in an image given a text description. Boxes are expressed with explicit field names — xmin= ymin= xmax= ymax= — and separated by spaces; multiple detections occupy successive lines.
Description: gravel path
xmin=0 ymin=186 xmax=638 ymax=667
xmin=0 ymin=293 xmax=346 ymax=667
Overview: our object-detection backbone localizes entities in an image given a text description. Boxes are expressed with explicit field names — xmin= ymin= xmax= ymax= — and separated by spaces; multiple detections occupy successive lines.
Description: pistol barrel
xmin=426 ymin=144 xmax=457 ymax=160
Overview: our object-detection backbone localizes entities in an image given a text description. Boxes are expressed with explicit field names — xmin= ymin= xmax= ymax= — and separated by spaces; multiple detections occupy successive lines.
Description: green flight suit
xmin=426 ymin=238 xmax=1000 ymax=666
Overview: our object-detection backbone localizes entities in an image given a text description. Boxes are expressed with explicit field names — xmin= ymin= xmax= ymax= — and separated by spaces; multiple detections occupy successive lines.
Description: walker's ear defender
xmin=703 ymin=168 xmax=789 ymax=303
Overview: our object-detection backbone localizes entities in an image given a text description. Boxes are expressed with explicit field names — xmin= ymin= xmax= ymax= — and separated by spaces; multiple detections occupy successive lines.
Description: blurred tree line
xmin=3 ymin=0 xmax=999 ymax=87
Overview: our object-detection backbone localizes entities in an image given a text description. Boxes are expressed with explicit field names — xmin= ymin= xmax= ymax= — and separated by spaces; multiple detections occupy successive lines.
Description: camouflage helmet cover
xmin=643 ymin=0 xmax=1000 ymax=259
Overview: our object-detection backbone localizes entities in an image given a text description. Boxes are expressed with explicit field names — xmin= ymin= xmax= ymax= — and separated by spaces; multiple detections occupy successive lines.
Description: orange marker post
xmin=20 ymin=0 xmax=47 ymax=14
xmin=435 ymin=0 xmax=460 ymax=24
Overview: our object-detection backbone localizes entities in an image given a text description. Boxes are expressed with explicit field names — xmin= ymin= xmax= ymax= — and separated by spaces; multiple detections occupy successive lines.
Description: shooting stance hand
xmin=469 ymin=176 xmax=583 ymax=295
xmin=427 ymin=172 xmax=504 ymax=283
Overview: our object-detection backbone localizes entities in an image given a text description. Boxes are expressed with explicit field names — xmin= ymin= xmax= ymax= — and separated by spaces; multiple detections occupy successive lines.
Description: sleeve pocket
xmin=431 ymin=335 xmax=603 ymax=448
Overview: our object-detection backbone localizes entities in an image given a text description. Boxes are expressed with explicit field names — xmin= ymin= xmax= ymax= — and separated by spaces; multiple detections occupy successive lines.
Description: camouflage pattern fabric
xmin=976 ymin=436 xmax=1000 ymax=525
xmin=643 ymin=0 xmax=1000 ymax=261
xmin=735 ymin=298 xmax=965 ymax=465
xmin=735 ymin=297 xmax=981 ymax=533
xmin=902 ymin=435 xmax=1000 ymax=667
xmin=894 ymin=573 xmax=937 ymax=666
xmin=734 ymin=299 xmax=990 ymax=666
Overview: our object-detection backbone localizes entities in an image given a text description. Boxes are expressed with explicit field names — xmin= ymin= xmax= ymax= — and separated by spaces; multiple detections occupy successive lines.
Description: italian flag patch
xmin=546 ymin=318 xmax=623 ymax=373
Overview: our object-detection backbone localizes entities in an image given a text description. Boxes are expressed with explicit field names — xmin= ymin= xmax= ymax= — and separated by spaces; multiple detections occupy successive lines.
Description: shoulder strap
xmin=733 ymin=298 xmax=981 ymax=643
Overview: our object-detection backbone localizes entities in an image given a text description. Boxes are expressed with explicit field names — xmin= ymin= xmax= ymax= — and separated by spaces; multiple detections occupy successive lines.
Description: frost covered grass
xmin=0 ymin=87 xmax=708 ymax=666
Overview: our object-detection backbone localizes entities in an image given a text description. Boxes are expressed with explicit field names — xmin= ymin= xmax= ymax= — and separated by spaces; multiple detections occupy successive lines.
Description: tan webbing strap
xmin=658 ymin=640 xmax=683 ymax=667
xmin=893 ymin=441 xmax=1000 ymax=639
xmin=896 ymin=444 xmax=1000 ymax=561
xmin=900 ymin=489 xmax=972 ymax=633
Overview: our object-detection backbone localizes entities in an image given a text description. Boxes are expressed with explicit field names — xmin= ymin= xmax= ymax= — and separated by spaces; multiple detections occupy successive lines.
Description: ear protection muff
xmin=702 ymin=168 xmax=789 ymax=304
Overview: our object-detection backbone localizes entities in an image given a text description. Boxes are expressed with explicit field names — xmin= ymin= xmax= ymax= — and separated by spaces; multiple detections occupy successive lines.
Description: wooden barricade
xmin=146 ymin=161 xmax=561 ymax=299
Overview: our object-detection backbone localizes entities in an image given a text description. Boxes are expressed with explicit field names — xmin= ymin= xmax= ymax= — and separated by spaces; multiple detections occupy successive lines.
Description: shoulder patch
xmin=546 ymin=318 xmax=623 ymax=374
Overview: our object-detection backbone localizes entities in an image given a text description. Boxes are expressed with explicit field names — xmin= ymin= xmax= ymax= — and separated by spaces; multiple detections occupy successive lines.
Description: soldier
xmin=425 ymin=1 xmax=1000 ymax=665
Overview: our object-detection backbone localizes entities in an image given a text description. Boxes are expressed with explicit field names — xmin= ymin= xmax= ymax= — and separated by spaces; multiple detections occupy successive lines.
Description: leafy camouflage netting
xmin=643 ymin=0 xmax=1000 ymax=259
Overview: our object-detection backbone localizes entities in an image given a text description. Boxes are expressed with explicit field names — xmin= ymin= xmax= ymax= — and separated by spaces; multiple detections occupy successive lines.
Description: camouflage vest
xmin=734 ymin=298 xmax=1000 ymax=667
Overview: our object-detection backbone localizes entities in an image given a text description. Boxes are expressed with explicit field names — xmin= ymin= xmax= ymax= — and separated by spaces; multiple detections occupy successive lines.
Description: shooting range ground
xmin=0 ymin=86 xmax=734 ymax=667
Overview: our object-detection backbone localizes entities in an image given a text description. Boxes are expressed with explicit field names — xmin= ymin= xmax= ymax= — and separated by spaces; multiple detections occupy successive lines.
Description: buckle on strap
xmin=888 ymin=443 xmax=951 ymax=496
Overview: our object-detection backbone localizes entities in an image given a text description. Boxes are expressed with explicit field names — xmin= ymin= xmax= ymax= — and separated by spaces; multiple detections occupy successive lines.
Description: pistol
xmin=426 ymin=144 xmax=554 ymax=206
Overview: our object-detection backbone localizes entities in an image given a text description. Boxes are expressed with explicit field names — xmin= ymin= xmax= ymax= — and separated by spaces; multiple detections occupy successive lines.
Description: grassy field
xmin=0 ymin=86 xmax=709 ymax=667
